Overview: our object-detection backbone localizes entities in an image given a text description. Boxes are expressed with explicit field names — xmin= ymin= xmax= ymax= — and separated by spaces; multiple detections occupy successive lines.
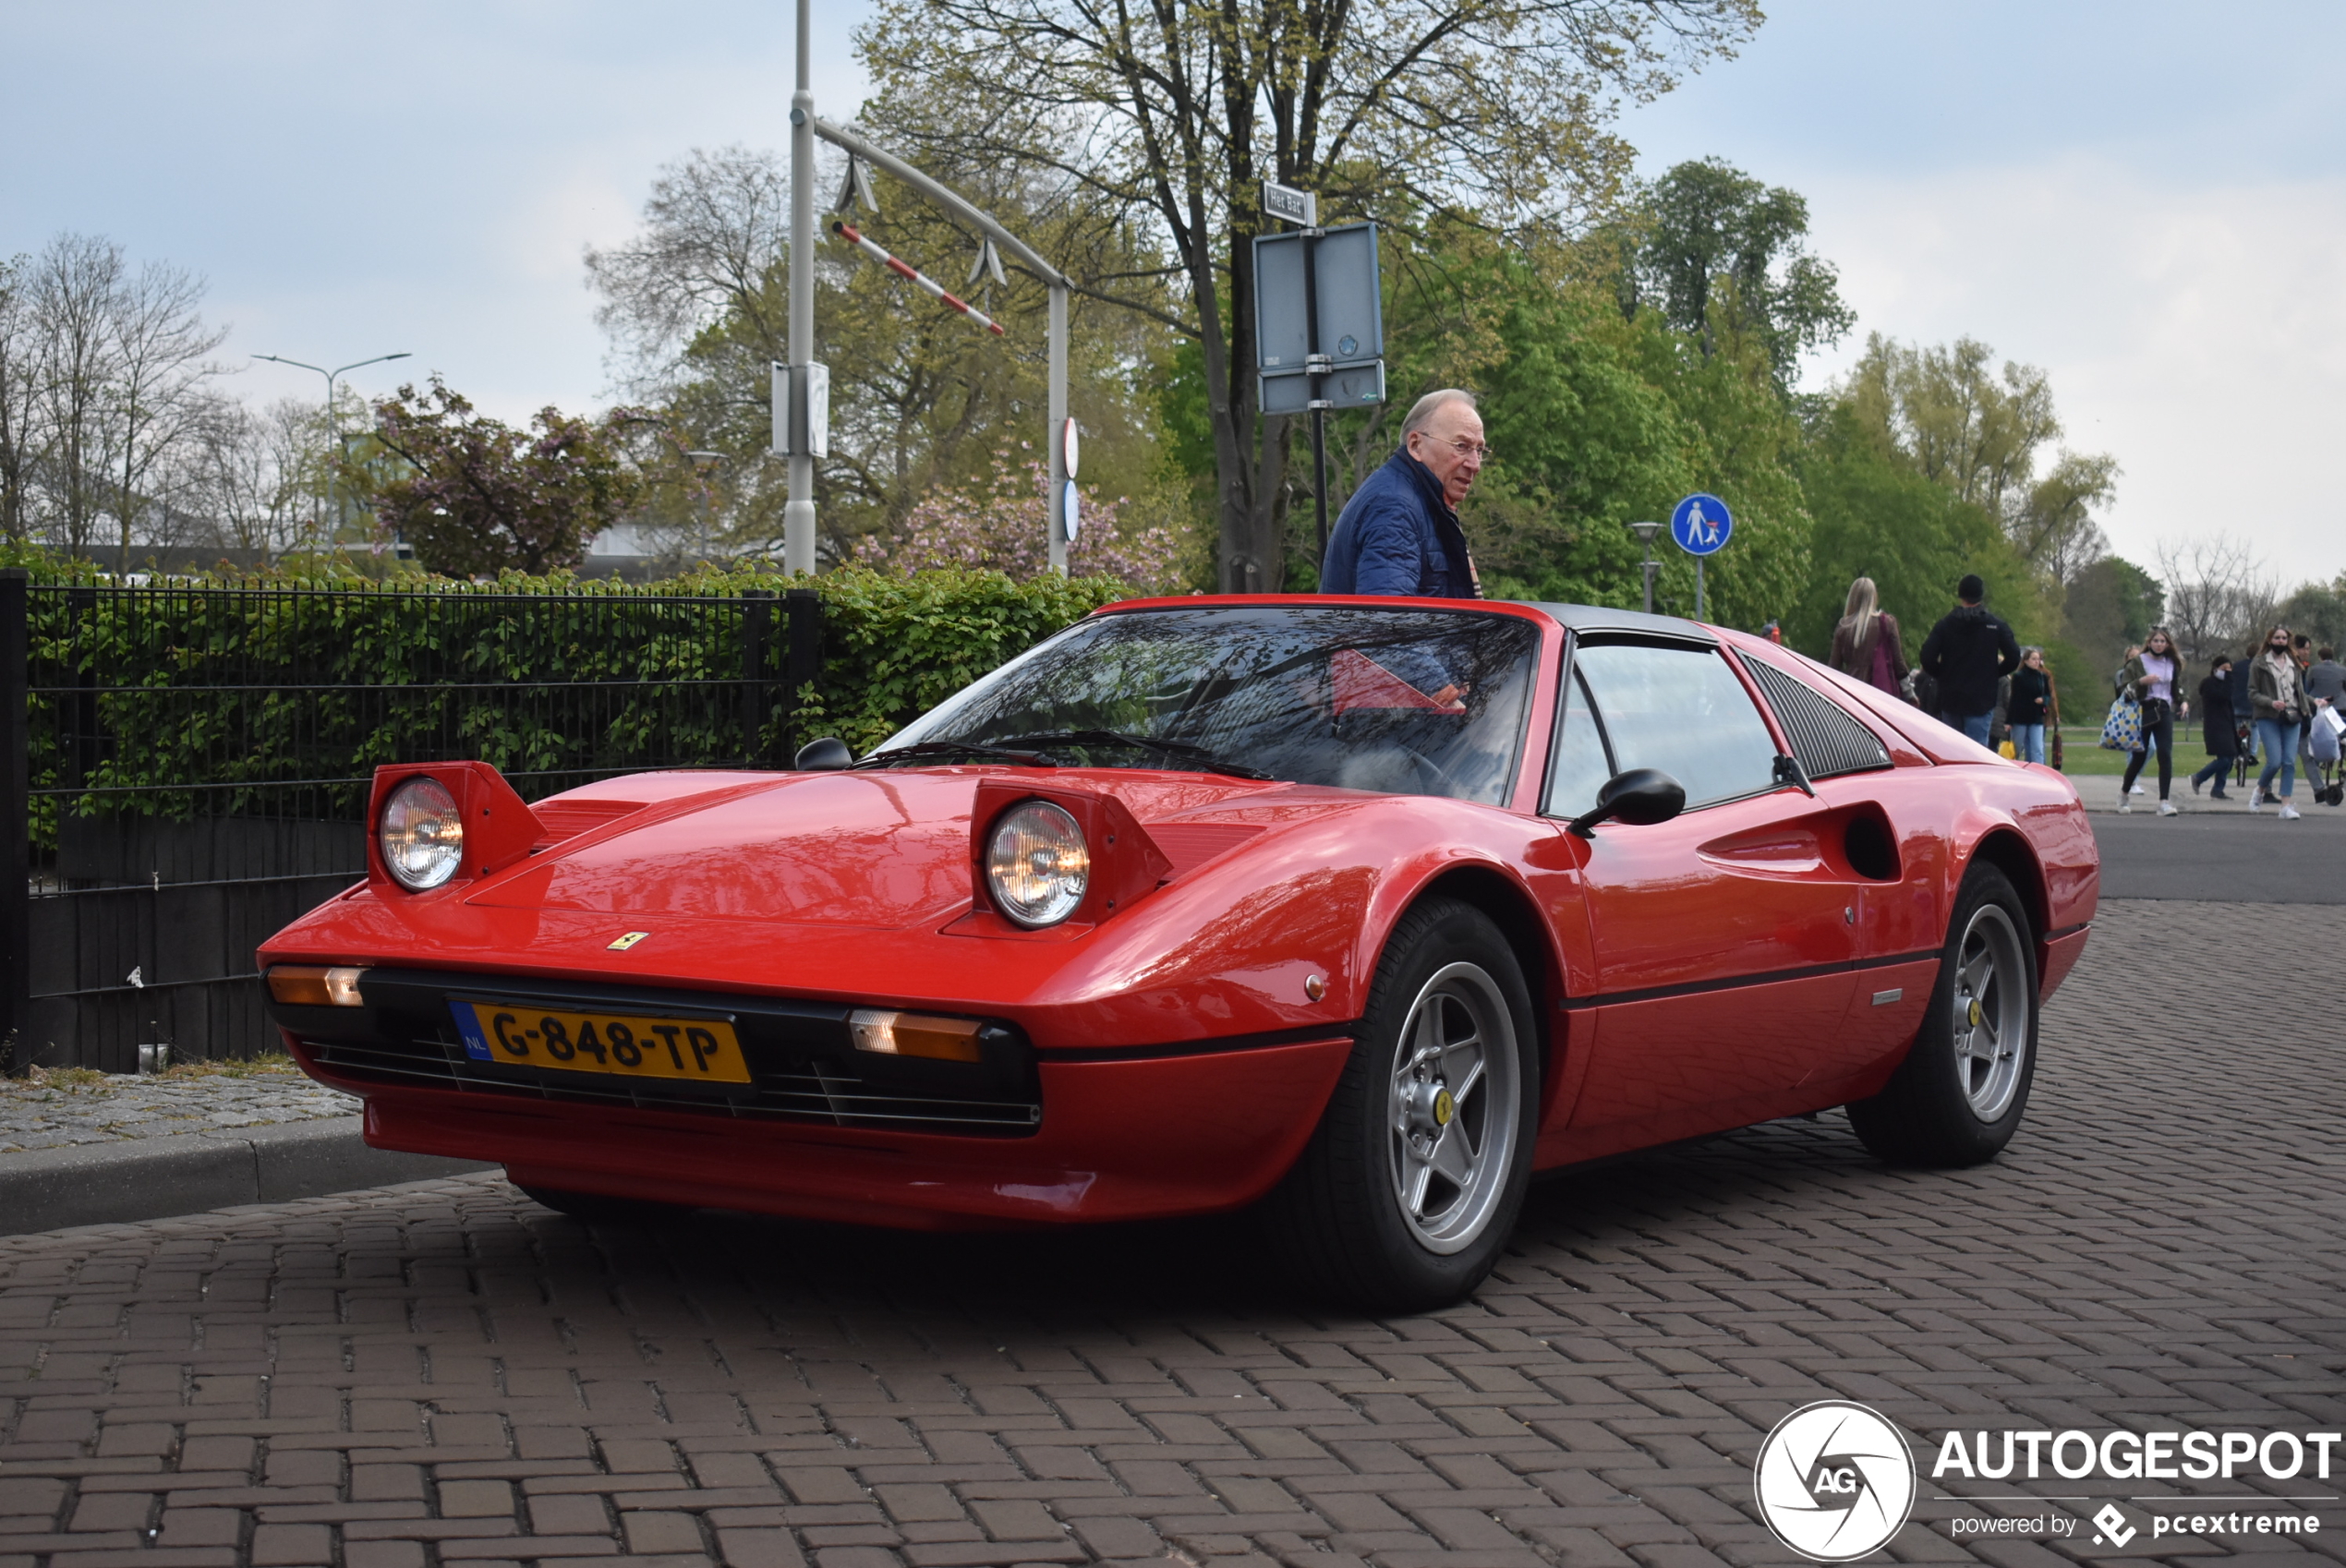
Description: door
xmin=1547 ymin=640 xmax=1861 ymax=1154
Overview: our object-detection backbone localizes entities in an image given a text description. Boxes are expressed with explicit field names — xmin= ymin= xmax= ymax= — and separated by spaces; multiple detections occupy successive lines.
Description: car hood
xmin=466 ymin=768 xmax=1283 ymax=928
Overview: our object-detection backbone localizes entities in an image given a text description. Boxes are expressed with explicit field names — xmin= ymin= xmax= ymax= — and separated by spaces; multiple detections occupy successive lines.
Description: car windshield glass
xmin=881 ymin=606 xmax=1542 ymax=803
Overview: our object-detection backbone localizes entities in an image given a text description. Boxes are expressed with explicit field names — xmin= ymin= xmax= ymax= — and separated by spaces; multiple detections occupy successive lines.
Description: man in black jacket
xmin=1918 ymin=574 xmax=2021 ymax=747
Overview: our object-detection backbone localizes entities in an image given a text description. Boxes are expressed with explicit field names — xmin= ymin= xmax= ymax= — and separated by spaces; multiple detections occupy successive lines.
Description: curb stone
xmin=0 ymin=1116 xmax=493 ymax=1235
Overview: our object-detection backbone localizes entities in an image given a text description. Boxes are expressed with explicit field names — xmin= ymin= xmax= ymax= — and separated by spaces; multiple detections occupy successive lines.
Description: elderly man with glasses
xmin=1318 ymin=388 xmax=1486 ymax=598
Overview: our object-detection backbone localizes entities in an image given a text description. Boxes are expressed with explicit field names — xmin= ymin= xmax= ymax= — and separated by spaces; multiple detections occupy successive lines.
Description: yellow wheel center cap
xmin=1968 ymin=998 xmax=1983 ymax=1027
xmin=1433 ymin=1088 xmax=1455 ymax=1127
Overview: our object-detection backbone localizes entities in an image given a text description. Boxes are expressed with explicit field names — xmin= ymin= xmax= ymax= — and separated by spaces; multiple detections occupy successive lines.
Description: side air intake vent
xmin=1747 ymin=659 xmax=1893 ymax=779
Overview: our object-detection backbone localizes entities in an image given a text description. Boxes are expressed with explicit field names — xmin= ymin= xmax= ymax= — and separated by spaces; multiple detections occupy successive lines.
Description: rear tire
xmin=1847 ymin=863 xmax=2038 ymax=1166
xmin=1263 ymin=898 xmax=1539 ymax=1311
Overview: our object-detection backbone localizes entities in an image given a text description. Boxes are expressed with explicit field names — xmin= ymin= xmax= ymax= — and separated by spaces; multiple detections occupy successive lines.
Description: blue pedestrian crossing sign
xmin=1671 ymin=493 xmax=1733 ymax=557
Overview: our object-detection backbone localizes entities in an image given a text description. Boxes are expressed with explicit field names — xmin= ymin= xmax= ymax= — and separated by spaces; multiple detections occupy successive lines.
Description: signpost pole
xmin=1302 ymin=223 xmax=1327 ymax=569
xmin=1697 ymin=559 xmax=1705 ymax=621
xmin=1047 ymin=283 xmax=1069 ymax=575
xmin=784 ymin=0 xmax=816 ymax=575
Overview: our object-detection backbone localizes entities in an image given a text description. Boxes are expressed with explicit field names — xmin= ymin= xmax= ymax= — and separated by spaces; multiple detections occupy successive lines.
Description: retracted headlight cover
xmin=969 ymin=778 xmax=1173 ymax=931
xmin=365 ymin=762 xmax=546 ymax=894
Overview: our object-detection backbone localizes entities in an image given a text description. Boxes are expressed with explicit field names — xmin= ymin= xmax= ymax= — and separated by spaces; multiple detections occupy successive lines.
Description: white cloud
xmin=1800 ymin=154 xmax=2346 ymax=590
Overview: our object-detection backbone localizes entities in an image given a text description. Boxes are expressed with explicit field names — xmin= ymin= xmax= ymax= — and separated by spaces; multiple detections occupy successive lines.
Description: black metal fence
xmin=0 ymin=571 xmax=820 ymax=1072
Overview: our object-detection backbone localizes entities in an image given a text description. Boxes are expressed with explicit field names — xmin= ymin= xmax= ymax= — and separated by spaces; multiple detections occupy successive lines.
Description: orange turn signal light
xmin=267 ymin=966 xmax=368 ymax=1007
xmin=848 ymin=1008 xmax=984 ymax=1063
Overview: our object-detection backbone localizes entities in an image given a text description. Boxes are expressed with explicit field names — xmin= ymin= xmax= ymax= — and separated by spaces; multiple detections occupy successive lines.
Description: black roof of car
xmin=1523 ymin=602 xmax=1717 ymax=644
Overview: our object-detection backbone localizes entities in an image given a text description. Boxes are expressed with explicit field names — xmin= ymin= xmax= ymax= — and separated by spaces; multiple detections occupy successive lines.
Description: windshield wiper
xmin=861 ymin=740 xmax=1057 ymax=767
xmin=988 ymin=729 xmax=1275 ymax=780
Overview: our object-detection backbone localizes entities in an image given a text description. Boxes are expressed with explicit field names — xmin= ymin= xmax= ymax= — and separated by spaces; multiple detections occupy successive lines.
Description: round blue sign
xmin=1060 ymin=479 xmax=1080 ymax=543
xmin=1670 ymin=492 xmax=1733 ymax=557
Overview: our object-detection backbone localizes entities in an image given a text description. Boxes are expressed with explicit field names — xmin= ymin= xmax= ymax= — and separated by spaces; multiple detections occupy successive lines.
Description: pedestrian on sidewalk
xmin=2007 ymin=647 xmax=2052 ymax=764
xmin=2117 ymin=626 xmax=2184 ymax=814
xmin=2189 ymin=654 xmax=2237 ymax=800
xmin=1918 ymin=573 xmax=2020 ymax=746
xmin=1318 ymin=389 xmax=1485 ymax=598
xmin=2112 ymin=643 xmax=2150 ymax=792
xmin=2249 ymin=624 xmax=2306 ymax=818
xmin=1828 ymin=576 xmax=1910 ymax=700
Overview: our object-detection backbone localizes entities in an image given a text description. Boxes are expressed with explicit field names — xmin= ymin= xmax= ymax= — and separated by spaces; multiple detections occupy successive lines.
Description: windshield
xmin=881 ymin=605 xmax=1542 ymax=804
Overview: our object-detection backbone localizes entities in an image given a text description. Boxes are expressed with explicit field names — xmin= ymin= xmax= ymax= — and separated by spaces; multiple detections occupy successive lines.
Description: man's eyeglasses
xmin=1420 ymin=435 xmax=1493 ymax=463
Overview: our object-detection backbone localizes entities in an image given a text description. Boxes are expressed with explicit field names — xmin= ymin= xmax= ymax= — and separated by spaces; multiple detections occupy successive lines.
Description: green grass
xmin=2053 ymin=727 xmax=2222 ymax=778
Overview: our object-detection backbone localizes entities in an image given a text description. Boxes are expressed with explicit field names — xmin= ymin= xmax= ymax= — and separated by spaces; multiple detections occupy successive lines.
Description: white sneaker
xmin=2279 ymin=803 xmax=2301 ymax=820
xmin=2130 ymin=781 xmax=2147 ymax=794
xmin=2248 ymin=796 xmax=2262 ymax=813
xmin=2158 ymin=801 xmax=2178 ymax=815
xmin=2118 ymin=795 xmax=2132 ymax=813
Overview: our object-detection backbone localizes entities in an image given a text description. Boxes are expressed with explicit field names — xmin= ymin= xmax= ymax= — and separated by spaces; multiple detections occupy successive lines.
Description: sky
xmin=4 ymin=1 xmax=2340 ymax=588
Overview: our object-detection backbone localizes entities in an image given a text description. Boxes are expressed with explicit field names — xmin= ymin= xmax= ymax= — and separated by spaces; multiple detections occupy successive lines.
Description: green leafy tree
xmin=1790 ymin=401 xmax=2059 ymax=669
xmin=860 ymin=0 xmax=1761 ymax=593
xmin=1621 ymin=158 xmax=1854 ymax=391
xmin=1844 ymin=333 xmax=2117 ymax=579
xmin=367 ymin=379 xmax=643 ymax=577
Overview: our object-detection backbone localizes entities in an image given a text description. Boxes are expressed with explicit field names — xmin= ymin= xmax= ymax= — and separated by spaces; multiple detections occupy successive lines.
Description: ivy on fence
xmin=7 ymin=547 xmax=1141 ymax=844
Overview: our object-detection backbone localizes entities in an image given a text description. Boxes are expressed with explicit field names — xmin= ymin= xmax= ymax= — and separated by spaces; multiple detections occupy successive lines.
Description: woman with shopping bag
xmin=2114 ymin=628 xmax=2183 ymax=814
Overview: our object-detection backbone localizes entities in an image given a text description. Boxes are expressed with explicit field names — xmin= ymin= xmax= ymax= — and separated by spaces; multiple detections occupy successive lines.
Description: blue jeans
xmin=2255 ymin=718 xmax=2297 ymax=798
xmin=2010 ymin=723 xmax=2046 ymax=763
xmin=1954 ymin=711 xmax=1993 ymax=746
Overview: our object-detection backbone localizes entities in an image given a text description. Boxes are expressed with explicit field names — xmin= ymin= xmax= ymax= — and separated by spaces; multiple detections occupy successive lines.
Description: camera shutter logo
xmin=1753 ymin=1401 xmax=1917 ymax=1561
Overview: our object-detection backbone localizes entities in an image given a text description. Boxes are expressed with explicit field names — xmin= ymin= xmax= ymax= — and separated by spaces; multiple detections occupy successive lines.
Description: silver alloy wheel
xmin=1385 ymin=961 xmax=1520 ymax=1255
xmin=1950 ymin=902 xmax=2028 ymax=1121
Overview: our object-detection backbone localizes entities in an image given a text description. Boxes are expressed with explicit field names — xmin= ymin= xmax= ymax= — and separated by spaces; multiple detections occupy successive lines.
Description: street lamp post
xmin=684 ymin=451 xmax=726 ymax=552
xmin=252 ymin=351 xmax=411 ymax=549
xmin=1627 ymin=520 xmax=1663 ymax=615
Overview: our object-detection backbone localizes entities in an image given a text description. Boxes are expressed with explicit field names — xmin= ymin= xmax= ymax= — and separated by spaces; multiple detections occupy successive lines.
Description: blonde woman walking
xmin=1828 ymin=576 xmax=1910 ymax=700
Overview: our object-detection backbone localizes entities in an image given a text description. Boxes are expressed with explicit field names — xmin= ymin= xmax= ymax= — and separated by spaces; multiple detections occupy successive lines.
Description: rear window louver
xmin=1746 ymin=659 xmax=1894 ymax=779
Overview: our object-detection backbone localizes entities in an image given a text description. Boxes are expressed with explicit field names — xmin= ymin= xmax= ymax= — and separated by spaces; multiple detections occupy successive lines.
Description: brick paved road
xmin=2 ymin=900 xmax=2340 ymax=1568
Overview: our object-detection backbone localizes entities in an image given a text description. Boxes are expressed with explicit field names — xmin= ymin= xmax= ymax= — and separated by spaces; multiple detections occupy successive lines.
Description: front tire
xmin=1264 ymin=899 xmax=1539 ymax=1311
xmin=1847 ymin=863 xmax=2038 ymax=1166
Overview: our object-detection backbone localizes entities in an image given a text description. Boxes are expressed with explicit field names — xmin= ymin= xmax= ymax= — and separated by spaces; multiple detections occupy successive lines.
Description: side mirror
xmin=1567 ymin=767 xmax=1687 ymax=838
xmin=794 ymin=736 xmax=854 ymax=771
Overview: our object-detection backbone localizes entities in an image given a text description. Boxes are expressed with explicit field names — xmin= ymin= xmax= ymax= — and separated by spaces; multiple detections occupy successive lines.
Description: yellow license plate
xmin=451 ymin=1001 xmax=750 ymax=1084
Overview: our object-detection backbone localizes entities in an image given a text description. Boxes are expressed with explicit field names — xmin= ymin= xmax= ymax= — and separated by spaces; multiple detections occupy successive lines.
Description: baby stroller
xmin=2311 ymin=706 xmax=2346 ymax=806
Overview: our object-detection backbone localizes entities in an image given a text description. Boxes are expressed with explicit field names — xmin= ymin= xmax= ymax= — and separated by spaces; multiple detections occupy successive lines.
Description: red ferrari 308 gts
xmin=260 ymin=596 xmax=2097 ymax=1309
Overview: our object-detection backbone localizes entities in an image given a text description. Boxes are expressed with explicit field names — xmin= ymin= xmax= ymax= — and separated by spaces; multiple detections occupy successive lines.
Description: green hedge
xmin=6 ymin=546 xmax=1138 ymax=838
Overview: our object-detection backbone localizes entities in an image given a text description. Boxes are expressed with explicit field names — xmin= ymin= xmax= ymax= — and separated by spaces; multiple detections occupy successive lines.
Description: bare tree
xmin=0 ymin=254 xmax=40 ymax=541
xmin=101 ymin=256 xmax=227 ymax=572
xmin=2157 ymin=536 xmax=2279 ymax=666
xmin=31 ymin=234 xmax=126 ymax=554
xmin=172 ymin=395 xmax=322 ymax=562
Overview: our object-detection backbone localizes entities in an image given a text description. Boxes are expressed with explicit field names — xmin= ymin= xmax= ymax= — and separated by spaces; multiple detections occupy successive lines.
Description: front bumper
xmin=272 ymin=967 xmax=1355 ymax=1227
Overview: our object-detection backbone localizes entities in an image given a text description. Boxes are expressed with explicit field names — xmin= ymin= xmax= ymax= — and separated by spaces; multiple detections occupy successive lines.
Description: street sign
xmin=1253 ymin=223 xmax=1384 ymax=377
xmin=1058 ymin=480 xmax=1080 ymax=543
xmin=1671 ymin=492 xmax=1732 ymax=557
xmin=1060 ymin=417 xmax=1080 ymax=481
xmin=1262 ymin=181 xmax=1316 ymax=227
